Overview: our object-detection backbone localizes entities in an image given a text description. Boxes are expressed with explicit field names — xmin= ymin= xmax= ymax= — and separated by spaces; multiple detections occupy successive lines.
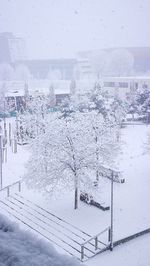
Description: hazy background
xmin=0 ymin=0 xmax=150 ymax=59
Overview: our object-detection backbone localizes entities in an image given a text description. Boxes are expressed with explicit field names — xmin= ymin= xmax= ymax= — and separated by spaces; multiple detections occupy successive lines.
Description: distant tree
xmin=89 ymin=82 xmax=108 ymax=117
xmin=106 ymin=49 xmax=134 ymax=76
xmin=110 ymin=97 xmax=127 ymax=126
xmin=19 ymin=95 xmax=49 ymax=139
xmin=0 ymin=63 xmax=14 ymax=80
xmin=89 ymin=50 xmax=108 ymax=78
xmin=140 ymin=94 xmax=150 ymax=123
xmin=0 ymin=82 xmax=9 ymax=113
xmin=48 ymin=85 xmax=56 ymax=107
xmin=127 ymin=87 xmax=150 ymax=122
xmin=24 ymin=83 xmax=29 ymax=99
xmin=136 ymin=88 xmax=150 ymax=106
xmin=127 ymin=103 xmax=138 ymax=120
xmin=70 ymin=80 xmax=76 ymax=96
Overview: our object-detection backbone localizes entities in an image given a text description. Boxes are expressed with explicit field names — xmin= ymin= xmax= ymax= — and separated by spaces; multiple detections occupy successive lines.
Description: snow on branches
xmin=25 ymin=109 xmax=120 ymax=209
xmin=23 ymin=82 xmax=122 ymax=209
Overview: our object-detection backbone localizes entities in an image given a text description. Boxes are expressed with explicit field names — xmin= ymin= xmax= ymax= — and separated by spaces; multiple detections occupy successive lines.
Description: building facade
xmin=0 ymin=32 xmax=27 ymax=64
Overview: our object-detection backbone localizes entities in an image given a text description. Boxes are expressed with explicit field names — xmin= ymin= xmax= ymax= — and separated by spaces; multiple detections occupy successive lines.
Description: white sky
xmin=0 ymin=0 xmax=150 ymax=59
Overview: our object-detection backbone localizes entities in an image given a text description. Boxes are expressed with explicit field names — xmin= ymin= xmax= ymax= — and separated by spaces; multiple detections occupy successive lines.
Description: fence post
xmin=108 ymin=227 xmax=111 ymax=242
xmin=95 ymin=236 xmax=98 ymax=250
xmin=14 ymin=135 xmax=17 ymax=154
xmin=2 ymin=147 xmax=4 ymax=163
xmin=81 ymin=245 xmax=84 ymax=261
xmin=11 ymin=139 xmax=14 ymax=152
xmin=2 ymin=147 xmax=7 ymax=163
xmin=9 ymin=123 xmax=11 ymax=146
xmin=5 ymin=147 xmax=7 ymax=163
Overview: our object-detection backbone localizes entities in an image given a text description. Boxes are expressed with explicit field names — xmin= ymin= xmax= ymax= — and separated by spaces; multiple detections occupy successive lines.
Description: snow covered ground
xmin=86 ymin=233 xmax=150 ymax=266
xmin=0 ymin=214 xmax=81 ymax=266
xmin=1 ymin=120 xmax=150 ymax=265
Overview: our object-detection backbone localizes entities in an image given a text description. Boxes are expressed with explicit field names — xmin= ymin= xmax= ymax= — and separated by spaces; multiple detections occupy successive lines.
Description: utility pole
xmin=110 ymin=171 xmax=114 ymax=251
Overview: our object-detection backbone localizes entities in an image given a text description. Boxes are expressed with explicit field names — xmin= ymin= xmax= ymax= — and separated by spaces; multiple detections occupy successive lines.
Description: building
xmin=77 ymin=47 xmax=150 ymax=78
xmin=0 ymin=32 xmax=27 ymax=64
xmin=15 ymin=59 xmax=77 ymax=80
xmin=2 ymin=76 xmax=150 ymax=110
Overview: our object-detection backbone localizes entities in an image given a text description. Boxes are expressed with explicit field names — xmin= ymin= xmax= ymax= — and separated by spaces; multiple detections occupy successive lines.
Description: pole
xmin=0 ymin=135 xmax=2 ymax=189
xmin=16 ymin=113 xmax=19 ymax=142
xmin=110 ymin=171 xmax=114 ymax=251
xmin=9 ymin=123 xmax=11 ymax=146
xmin=4 ymin=101 xmax=7 ymax=143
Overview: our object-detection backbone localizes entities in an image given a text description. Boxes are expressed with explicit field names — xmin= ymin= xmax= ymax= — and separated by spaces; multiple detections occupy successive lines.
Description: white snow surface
xmin=1 ymin=119 xmax=150 ymax=265
xmin=0 ymin=213 xmax=81 ymax=266
xmin=86 ymin=234 xmax=150 ymax=266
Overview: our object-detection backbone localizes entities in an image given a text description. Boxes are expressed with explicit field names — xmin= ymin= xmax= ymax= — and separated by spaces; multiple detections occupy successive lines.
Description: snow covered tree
xmin=70 ymin=80 xmax=76 ymax=96
xmin=105 ymin=49 xmax=134 ymax=76
xmin=48 ymin=85 xmax=56 ymax=107
xmin=89 ymin=82 xmax=108 ymax=117
xmin=110 ymin=97 xmax=127 ymax=127
xmin=25 ymin=109 xmax=119 ymax=209
xmin=131 ymin=87 xmax=150 ymax=122
xmin=89 ymin=50 xmax=108 ymax=78
xmin=84 ymin=111 xmax=119 ymax=183
xmin=0 ymin=82 xmax=6 ymax=108
xmin=25 ymin=113 xmax=94 ymax=209
xmin=18 ymin=94 xmax=49 ymax=140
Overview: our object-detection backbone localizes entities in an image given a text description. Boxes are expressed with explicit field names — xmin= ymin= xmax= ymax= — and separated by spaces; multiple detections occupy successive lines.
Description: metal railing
xmin=80 ymin=226 xmax=111 ymax=261
xmin=0 ymin=180 xmax=21 ymax=197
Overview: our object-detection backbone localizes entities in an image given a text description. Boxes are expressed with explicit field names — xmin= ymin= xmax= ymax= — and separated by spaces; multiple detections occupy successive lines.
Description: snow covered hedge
xmin=0 ymin=214 xmax=81 ymax=266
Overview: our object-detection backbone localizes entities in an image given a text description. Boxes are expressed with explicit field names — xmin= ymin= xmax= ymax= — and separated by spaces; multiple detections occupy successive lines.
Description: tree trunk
xmin=96 ymin=145 xmax=99 ymax=182
xmin=96 ymin=169 xmax=99 ymax=181
xmin=74 ymin=171 xmax=79 ymax=209
xmin=74 ymin=186 xmax=78 ymax=209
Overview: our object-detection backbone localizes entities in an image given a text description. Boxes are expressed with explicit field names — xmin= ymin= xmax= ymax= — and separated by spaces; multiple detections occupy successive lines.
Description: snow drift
xmin=0 ymin=214 xmax=81 ymax=266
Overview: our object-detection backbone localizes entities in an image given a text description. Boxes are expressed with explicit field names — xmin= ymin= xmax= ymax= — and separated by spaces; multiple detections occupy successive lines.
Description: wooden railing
xmin=0 ymin=180 xmax=21 ymax=197
xmin=80 ymin=226 xmax=110 ymax=261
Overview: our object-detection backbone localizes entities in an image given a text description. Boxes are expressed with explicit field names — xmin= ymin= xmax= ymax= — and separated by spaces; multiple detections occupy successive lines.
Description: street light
xmin=99 ymin=165 xmax=124 ymax=251
xmin=110 ymin=171 xmax=114 ymax=251
xmin=109 ymin=169 xmax=124 ymax=251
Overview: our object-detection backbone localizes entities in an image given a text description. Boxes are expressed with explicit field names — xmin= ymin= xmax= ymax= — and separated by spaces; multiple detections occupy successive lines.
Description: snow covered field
xmin=0 ymin=121 xmax=150 ymax=265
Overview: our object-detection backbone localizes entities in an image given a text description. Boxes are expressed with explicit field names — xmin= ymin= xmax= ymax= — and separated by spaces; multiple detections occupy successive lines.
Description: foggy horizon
xmin=0 ymin=0 xmax=150 ymax=59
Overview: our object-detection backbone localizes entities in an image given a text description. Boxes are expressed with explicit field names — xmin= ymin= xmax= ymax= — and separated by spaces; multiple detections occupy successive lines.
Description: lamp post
xmin=3 ymin=100 xmax=7 ymax=142
xmin=110 ymin=171 xmax=114 ymax=251
xmin=99 ymin=166 xmax=123 ymax=252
